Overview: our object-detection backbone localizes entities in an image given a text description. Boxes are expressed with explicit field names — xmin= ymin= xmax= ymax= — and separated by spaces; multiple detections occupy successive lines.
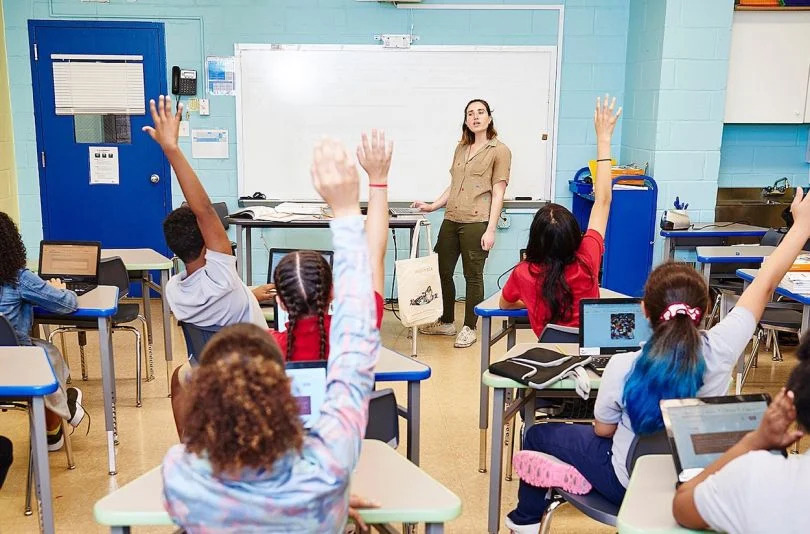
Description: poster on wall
xmin=89 ymin=146 xmax=119 ymax=185
xmin=191 ymin=129 xmax=229 ymax=159
xmin=206 ymin=56 xmax=236 ymax=96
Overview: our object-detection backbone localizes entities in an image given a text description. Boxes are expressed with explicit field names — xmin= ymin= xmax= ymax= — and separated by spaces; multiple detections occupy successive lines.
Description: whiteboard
xmin=235 ymin=44 xmax=558 ymax=202
xmin=725 ymin=11 xmax=810 ymax=124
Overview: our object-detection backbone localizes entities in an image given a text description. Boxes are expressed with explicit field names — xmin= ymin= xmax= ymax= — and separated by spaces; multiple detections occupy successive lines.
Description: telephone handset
xmin=171 ymin=66 xmax=198 ymax=96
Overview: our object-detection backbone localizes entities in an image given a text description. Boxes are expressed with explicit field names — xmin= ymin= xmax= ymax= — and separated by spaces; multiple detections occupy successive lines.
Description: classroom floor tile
xmin=0 ymin=301 xmax=802 ymax=533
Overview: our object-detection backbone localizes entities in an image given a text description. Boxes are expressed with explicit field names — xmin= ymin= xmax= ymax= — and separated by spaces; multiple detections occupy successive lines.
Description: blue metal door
xmin=29 ymin=21 xmax=170 ymax=253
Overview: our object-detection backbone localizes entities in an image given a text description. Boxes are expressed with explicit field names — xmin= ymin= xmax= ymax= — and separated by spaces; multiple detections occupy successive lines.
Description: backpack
xmin=489 ymin=347 xmax=593 ymax=400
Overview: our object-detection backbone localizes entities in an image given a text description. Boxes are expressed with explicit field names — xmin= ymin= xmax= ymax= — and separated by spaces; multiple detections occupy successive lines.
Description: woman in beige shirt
xmin=412 ymin=99 xmax=511 ymax=348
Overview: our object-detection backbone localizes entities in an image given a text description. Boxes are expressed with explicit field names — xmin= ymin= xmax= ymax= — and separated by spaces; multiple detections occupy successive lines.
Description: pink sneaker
xmin=512 ymin=451 xmax=593 ymax=495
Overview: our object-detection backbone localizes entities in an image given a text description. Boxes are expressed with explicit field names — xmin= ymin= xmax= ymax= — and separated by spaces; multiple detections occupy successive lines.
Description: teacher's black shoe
xmin=418 ymin=321 xmax=456 ymax=336
xmin=454 ymin=326 xmax=477 ymax=348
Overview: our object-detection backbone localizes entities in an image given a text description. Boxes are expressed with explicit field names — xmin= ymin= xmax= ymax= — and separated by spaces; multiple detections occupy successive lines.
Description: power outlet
xmin=497 ymin=211 xmax=511 ymax=230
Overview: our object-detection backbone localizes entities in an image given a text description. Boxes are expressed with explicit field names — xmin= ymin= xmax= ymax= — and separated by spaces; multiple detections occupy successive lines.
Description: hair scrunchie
xmin=660 ymin=302 xmax=702 ymax=325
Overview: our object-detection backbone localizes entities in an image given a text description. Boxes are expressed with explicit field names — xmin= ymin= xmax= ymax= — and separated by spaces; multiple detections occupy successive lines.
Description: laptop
xmin=38 ymin=240 xmax=102 ymax=295
xmin=285 ymin=360 xmax=328 ymax=429
xmin=578 ymin=298 xmax=652 ymax=372
xmin=266 ymin=248 xmax=334 ymax=331
xmin=660 ymin=394 xmax=784 ymax=484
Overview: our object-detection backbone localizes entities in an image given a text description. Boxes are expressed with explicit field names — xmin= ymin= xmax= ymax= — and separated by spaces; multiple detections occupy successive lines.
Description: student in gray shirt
xmin=143 ymin=95 xmax=269 ymax=330
xmin=674 ymin=338 xmax=810 ymax=534
xmin=506 ymin=188 xmax=810 ymax=534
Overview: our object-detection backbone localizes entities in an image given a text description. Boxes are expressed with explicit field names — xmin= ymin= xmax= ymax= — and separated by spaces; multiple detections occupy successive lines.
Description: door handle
xmin=150 ymin=174 xmax=160 ymax=184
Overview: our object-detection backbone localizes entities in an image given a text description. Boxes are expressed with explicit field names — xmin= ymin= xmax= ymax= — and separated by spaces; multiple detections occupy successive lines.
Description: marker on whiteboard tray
xmin=515 ymin=196 xmax=532 ymax=200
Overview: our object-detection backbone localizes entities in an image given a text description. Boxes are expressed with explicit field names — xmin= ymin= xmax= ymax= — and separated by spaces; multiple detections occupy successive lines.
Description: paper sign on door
xmin=89 ymin=146 xmax=119 ymax=185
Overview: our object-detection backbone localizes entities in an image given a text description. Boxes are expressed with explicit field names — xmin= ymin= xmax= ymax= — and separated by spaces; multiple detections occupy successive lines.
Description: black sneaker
xmin=47 ymin=425 xmax=64 ymax=452
xmin=66 ymin=387 xmax=86 ymax=427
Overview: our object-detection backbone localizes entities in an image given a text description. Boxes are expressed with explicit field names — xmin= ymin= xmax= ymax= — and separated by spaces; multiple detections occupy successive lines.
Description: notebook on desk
xmin=38 ymin=241 xmax=101 ymax=295
xmin=660 ymin=394 xmax=783 ymax=484
xmin=286 ymin=360 xmax=327 ymax=429
xmin=578 ymin=298 xmax=652 ymax=372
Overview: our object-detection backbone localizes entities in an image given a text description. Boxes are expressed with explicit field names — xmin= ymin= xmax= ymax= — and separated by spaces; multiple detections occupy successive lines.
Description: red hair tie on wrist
xmin=369 ymin=183 xmax=388 ymax=188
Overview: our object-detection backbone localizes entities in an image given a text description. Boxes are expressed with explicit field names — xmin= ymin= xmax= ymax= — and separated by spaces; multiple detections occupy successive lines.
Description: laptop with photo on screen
xmin=660 ymin=394 xmax=785 ymax=484
xmin=578 ymin=298 xmax=652 ymax=373
xmin=285 ymin=360 xmax=328 ymax=429
xmin=266 ymin=248 xmax=334 ymax=330
xmin=38 ymin=240 xmax=102 ymax=295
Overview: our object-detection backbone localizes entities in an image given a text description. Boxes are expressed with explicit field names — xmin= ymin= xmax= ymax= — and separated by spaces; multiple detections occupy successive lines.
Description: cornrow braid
xmin=273 ymin=250 xmax=333 ymax=359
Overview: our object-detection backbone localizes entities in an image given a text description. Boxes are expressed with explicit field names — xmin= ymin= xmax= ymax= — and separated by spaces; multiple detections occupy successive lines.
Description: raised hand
xmin=311 ymin=138 xmax=361 ymax=218
xmin=357 ymin=129 xmax=393 ymax=186
xmin=749 ymin=388 xmax=803 ymax=450
xmin=142 ymin=95 xmax=183 ymax=151
xmin=594 ymin=93 xmax=622 ymax=143
xmin=790 ymin=187 xmax=810 ymax=231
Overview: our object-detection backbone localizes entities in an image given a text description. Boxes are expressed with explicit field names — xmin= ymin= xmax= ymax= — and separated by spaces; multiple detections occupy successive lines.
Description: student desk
xmin=661 ymin=223 xmax=767 ymax=261
xmin=377 ymin=347 xmax=431 ymax=465
xmin=617 ymin=455 xmax=701 ymax=534
xmin=93 ymin=440 xmax=461 ymax=533
xmin=695 ymin=245 xmax=775 ymax=285
xmin=482 ymin=341 xmax=601 ymax=534
xmin=101 ymin=248 xmax=174 ymax=388
xmin=0 ymin=347 xmax=59 ymax=534
xmin=473 ymin=287 xmax=625 ymax=473
xmin=227 ymin=215 xmax=429 ymax=284
xmin=35 ymin=286 xmax=120 ymax=475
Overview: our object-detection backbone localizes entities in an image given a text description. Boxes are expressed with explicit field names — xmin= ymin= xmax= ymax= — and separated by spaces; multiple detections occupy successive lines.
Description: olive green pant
xmin=434 ymin=219 xmax=489 ymax=329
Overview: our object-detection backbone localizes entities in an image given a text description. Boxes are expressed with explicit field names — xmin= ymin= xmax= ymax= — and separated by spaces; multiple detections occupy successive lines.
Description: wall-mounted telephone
xmin=171 ymin=66 xmax=197 ymax=96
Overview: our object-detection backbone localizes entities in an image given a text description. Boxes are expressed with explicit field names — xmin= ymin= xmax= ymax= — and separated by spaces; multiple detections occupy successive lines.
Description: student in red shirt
xmin=500 ymin=95 xmax=621 ymax=337
xmin=271 ymin=130 xmax=391 ymax=361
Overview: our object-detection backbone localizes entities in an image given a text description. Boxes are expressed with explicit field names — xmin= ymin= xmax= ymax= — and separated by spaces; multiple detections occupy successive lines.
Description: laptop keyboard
xmin=66 ymin=282 xmax=97 ymax=295
xmin=590 ymin=356 xmax=611 ymax=371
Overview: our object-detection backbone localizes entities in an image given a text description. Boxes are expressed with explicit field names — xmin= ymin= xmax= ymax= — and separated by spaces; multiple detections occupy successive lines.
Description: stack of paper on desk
xmin=786 ymin=272 xmax=810 ymax=294
xmin=229 ymin=206 xmax=299 ymax=222
xmin=275 ymin=202 xmax=329 ymax=216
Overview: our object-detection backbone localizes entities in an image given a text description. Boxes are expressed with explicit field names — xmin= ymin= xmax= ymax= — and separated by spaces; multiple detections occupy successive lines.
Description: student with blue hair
xmin=504 ymin=186 xmax=810 ymax=533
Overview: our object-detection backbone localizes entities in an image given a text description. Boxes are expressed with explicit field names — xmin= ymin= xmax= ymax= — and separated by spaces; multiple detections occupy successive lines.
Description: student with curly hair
xmin=0 ymin=212 xmax=85 ymax=451
xmin=271 ymin=129 xmax=390 ymax=361
xmin=162 ymin=138 xmax=380 ymax=532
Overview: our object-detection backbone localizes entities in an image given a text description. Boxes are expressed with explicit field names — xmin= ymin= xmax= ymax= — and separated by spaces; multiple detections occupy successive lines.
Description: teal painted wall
xmin=3 ymin=0 xmax=630 ymax=300
xmin=719 ymin=124 xmax=810 ymax=189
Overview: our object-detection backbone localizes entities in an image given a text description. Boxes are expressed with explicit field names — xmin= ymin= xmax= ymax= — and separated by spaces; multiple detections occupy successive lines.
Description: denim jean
xmin=508 ymin=423 xmax=626 ymax=525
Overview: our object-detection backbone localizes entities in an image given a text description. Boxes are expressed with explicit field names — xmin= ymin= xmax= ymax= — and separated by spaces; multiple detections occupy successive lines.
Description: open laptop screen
xmin=38 ymin=241 xmax=101 ymax=280
xmin=661 ymin=394 xmax=782 ymax=483
xmin=285 ymin=361 xmax=327 ymax=429
xmin=579 ymin=298 xmax=652 ymax=356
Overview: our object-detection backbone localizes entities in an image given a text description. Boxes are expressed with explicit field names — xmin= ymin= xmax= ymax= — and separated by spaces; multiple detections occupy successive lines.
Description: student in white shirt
xmin=505 ymin=187 xmax=810 ymax=534
xmin=673 ymin=343 xmax=810 ymax=534
xmin=143 ymin=95 xmax=268 ymax=330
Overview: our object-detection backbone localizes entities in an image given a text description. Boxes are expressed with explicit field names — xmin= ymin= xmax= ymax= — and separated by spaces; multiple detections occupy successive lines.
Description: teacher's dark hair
xmin=461 ymin=99 xmax=497 ymax=145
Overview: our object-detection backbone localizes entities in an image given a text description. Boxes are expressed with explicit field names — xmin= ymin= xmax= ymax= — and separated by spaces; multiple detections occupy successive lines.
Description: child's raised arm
xmin=357 ymin=129 xmax=393 ymax=297
xmin=736 ymin=188 xmax=810 ymax=321
xmin=588 ymin=94 xmax=622 ymax=238
xmin=308 ymin=138 xmax=379 ymax=479
xmin=143 ymin=95 xmax=231 ymax=256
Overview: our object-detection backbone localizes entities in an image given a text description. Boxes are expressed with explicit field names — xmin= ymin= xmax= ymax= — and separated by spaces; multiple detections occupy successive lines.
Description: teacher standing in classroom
xmin=412 ymin=99 xmax=512 ymax=348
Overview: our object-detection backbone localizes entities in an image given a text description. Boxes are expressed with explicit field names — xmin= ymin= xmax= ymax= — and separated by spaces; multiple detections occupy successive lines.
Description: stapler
xmin=660 ymin=210 xmax=691 ymax=231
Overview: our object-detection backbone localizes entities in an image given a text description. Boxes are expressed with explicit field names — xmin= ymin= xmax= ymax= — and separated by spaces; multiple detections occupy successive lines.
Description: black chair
xmin=44 ymin=257 xmax=149 ymax=406
xmin=538 ymin=431 xmax=670 ymax=531
xmin=179 ymin=321 xmax=222 ymax=365
xmin=0 ymin=315 xmax=75 ymax=516
xmin=364 ymin=388 xmax=399 ymax=448
xmin=538 ymin=324 xmax=579 ymax=344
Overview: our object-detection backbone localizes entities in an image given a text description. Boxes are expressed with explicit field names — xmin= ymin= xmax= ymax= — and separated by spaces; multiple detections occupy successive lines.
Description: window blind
xmin=52 ymin=55 xmax=145 ymax=115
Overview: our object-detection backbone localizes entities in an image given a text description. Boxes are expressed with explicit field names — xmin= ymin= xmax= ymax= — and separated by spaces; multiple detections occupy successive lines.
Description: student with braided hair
xmin=270 ymin=129 xmax=391 ymax=361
